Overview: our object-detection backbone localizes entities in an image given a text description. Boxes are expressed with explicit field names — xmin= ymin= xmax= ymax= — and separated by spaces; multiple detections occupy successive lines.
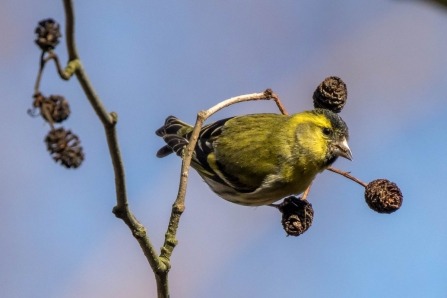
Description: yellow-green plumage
xmin=156 ymin=109 xmax=351 ymax=206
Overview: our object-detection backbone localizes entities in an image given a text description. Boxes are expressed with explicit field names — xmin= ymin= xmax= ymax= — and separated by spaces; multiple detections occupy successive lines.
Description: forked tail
xmin=155 ymin=116 xmax=191 ymax=158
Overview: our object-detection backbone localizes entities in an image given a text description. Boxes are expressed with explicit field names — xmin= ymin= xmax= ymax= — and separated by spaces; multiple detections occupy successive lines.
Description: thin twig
xmin=41 ymin=105 xmax=55 ymax=131
xmin=327 ymin=167 xmax=367 ymax=187
xmin=45 ymin=51 xmax=73 ymax=80
xmin=271 ymin=93 xmax=288 ymax=115
xmin=34 ymin=50 xmax=76 ymax=94
xmin=34 ymin=51 xmax=46 ymax=94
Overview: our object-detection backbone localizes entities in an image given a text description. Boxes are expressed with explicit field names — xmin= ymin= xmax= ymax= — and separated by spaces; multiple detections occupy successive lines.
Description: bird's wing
xmin=211 ymin=114 xmax=289 ymax=191
xmin=192 ymin=118 xmax=259 ymax=193
xmin=163 ymin=117 xmax=258 ymax=193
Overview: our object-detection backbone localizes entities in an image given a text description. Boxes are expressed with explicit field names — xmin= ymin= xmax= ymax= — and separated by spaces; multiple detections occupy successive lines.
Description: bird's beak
xmin=333 ymin=138 xmax=353 ymax=161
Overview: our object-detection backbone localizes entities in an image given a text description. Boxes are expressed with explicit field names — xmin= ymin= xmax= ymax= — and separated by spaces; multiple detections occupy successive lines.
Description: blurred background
xmin=1 ymin=0 xmax=447 ymax=297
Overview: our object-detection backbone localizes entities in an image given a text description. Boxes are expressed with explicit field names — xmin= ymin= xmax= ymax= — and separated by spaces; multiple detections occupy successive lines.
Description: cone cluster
xmin=30 ymin=19 xmax=84 ymax=169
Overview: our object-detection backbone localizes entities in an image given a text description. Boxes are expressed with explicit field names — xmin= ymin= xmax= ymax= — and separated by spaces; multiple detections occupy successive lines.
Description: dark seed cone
xmin=278 ymin=196 xmax=314 ymax=237
xmin=32 ymin=93 xmax=70 ymax=123
xmin=365 ymin=179 xmax=403 ymax=213
xmin=45 ymin=128 xmax=84 ymax=169
xmin=35 ymin=19 xmax=61 ymax=51
xmin=313 ymin=76 xmax=347 ymax=113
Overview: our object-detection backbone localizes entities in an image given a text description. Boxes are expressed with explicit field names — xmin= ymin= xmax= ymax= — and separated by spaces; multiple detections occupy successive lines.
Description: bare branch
xmin=268 ymin=89 xmax=289 ymax=116
xmin=327 ymin=167 xmax=367 ymax=188
xmin=34 ymin=51 xmax=46 ymax=94
xmin=45 ymin=51 xmax=77 ymax=80
xmin=63 ymin=0 xmax=78 ymax=60
xmin=61 ymin=0 xmax=168 ymax=296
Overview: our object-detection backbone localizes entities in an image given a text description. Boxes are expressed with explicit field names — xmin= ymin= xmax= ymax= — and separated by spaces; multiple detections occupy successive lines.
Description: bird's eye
xmin=322 ymin=127 xmax=332 ymax=136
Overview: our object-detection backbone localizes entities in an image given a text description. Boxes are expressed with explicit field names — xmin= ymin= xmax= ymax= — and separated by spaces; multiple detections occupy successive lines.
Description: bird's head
xmin=293 ymin=108 xmax=351 ymax=168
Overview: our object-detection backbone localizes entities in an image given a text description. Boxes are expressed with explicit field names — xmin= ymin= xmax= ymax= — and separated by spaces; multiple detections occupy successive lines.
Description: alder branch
xmin=60 ymin=1 xmax=169 ymax=296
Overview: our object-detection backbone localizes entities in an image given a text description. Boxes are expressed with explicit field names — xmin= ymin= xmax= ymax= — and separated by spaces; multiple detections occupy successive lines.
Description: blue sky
xmin=1 ymin=0 xmax=447 ymax=297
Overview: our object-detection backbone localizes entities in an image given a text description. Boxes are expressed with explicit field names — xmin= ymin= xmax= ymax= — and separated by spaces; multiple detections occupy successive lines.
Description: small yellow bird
xmin=156 ymin=109 xmax=351 ymax=206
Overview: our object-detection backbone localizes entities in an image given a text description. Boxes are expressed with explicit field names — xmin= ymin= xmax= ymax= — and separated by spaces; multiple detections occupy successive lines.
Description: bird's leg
xmin=301 ymin=180 xmax=314 ymax=201
xmin=268 ymin=180 xmax=314 ymax=209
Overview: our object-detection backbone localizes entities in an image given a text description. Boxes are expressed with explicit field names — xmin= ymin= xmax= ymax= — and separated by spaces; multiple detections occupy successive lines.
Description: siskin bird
xmin=156 ymin=109 xmax=352 ymax=206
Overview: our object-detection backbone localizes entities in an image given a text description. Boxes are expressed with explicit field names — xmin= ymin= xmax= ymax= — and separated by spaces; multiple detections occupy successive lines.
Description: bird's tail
xmin=155 ymin=116 xmax=192 ymax=158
